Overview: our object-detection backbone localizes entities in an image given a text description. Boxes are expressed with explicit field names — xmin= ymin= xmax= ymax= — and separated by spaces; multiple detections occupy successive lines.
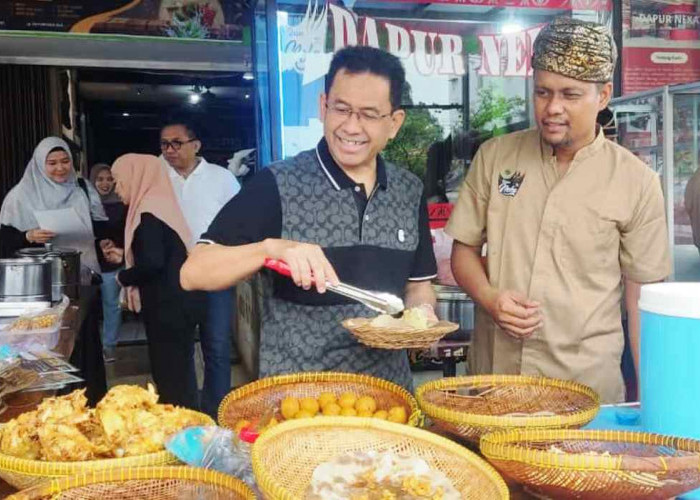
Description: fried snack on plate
xmin=0 ymin=412 xmax=41 ymax=460
xmin=35 ymin=389 xmax=89 ymax=426
xmin=96 ymin=383 xmax=158 ymax=413
xmin=369 ymin=305 xmax=438 ymax=330
xmin=74 ymin=415 xmax=112 ymax=456
xmin=153 ymin=404 xmax=207 ymax=435
xmin=37 ymin=424 xmax=98 ymax=461
xmin=0 ymin=384 xmax=205 ymax=462
xmin=306 ymin=451 xmax=459 ymax=500
xmin=117 ymin=409 xmax=165 ymax=457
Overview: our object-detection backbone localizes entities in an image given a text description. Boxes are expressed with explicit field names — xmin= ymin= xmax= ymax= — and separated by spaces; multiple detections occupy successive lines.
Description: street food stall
xmin=2 ymin=1 xmax=700 ymax=499
xmin=3 ymin=368 xmax=700 ymax=498
xmin=2 ymin=277 xmax=700 ymax=498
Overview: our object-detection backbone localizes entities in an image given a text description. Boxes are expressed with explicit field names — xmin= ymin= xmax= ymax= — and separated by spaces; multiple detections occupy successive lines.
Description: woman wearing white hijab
xmin=0 ymin=137 xmax=109 ymax=273
xmin=0 ymin=136 xmax=110 ymax=404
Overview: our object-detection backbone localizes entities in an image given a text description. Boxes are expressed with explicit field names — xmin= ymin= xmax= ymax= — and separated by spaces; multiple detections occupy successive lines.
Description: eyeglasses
xmin=160 ymin=138 xmax=196 ymax=152
xmin=325 ymin=103 xmax=393 ymax=124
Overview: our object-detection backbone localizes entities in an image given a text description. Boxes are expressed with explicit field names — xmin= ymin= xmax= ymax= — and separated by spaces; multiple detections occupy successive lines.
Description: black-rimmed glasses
xmin=325 ymin=103 xmax=393 ymax=124
xmin=160 ymin=138 xmax=197 ymax=152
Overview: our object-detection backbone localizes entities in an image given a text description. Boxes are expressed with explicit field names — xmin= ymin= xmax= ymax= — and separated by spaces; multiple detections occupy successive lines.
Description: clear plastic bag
xmin=0 ymin=296 xmax=69 ymax=350
xmin=166 ymin=426 xmax=259 ymax=494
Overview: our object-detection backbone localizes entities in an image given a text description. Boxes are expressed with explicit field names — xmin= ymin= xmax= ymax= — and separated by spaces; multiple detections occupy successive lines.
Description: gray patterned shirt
xmin=202 ymin=139 xmax=437 ymax=391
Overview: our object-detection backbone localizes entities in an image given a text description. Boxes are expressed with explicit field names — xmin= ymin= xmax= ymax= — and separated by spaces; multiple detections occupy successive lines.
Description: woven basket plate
xmin=0 ymin=409 xmax=214 ymax=490
xmin=252 ymin=417 xmax=509 ymax=499
xmin=218 ymin=371 xmax=421 ymax=428
xmin=7 ymin=466 xmax=255 ymax=500
xmin=342 ymin=318 xmax=459 ymax=349
xmin=416 ymin=375 xmax=600 ymax=444
xmin=480 ymin=429 xmax=700 ymax=500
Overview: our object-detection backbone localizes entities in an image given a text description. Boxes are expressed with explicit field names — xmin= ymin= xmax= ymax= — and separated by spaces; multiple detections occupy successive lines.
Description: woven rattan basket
xmin=416 ymin=375 xmax=599 ymax=444
xmin=252 ymin=416 xmax=509 ymax=499
xmin=0 ymin=409 xmax=214 ymax=489
xmin=7 ymin=466 xmax=256 ymax=499
xmin=218 ymin=371 xmax=421 ymax=428
xmin=341 ymin=318 xmax=459 ymax=349
xmin=480 ymin=428 xmax=700 ymax=499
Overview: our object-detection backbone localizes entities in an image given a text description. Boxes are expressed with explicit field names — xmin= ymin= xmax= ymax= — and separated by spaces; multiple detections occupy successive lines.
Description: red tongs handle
xmin=264 ymin=258 xmax=314 ymax=282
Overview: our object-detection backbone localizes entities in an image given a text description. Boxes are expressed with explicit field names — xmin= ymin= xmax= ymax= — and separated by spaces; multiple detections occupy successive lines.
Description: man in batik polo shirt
xmin=181 ymin=47 xmax=437 ymax=392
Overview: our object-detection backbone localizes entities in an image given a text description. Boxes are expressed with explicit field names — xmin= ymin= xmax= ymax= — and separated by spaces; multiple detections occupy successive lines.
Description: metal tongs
xmin=263 ymin=258 xmax=405 ymax=316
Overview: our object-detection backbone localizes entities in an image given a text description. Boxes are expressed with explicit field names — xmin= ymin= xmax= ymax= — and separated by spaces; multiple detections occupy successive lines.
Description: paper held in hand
xmin=33 ymin=207 xmax=88 ymax=236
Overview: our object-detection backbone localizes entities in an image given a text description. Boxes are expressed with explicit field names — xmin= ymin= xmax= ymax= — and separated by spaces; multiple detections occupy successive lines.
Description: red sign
xmin=428 ymin=203 xmax=453 ymax=229
xmin=375 ymin=0 xmax=610 ymax=11
xmin=623 ymin=47 xmax=700 ymax=94
xmin=621 ymin=0 xmax=700 ymax=94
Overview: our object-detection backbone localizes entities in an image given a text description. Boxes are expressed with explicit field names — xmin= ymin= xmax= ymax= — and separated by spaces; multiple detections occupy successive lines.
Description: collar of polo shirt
xmin=315 ymin=138 xmax=388 ymax=191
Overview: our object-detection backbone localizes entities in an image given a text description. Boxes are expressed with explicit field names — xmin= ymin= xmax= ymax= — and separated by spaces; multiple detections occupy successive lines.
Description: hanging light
xmin=189 ymin=84 xmax=204 ymax=105
xmin=501 ymin=13 xmax=523 ymax=34
xmin=242 ymin=56 xmax=254 ymax=81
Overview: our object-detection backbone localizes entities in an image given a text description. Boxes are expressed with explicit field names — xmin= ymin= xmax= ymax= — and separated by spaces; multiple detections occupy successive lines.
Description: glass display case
xmin=611 ymin=82 xmax=700 ymax=282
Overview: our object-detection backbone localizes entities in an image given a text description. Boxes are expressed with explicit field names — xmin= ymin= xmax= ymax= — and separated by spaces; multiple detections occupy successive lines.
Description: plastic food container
xmin=0 ymin=297 xmax=68 ymax=351
xmin=0 ymin=320 xmax=60 ymax=351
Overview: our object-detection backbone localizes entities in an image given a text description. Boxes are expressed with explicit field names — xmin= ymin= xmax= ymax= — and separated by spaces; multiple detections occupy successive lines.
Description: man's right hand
xmin=264 ymin=239 xmax=339 ymax=293
xmin=26 ymin=228 xmax=56 ymax=244
xmin=484 ymin=289 xmax=542 ymax=339
xmin=104 ymin=247 xmax=124 ymax=264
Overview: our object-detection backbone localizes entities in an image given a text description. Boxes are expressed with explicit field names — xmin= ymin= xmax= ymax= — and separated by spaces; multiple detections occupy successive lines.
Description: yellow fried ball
xmin=338 ymin=393 xmax=357 ymax=409
xmin=280 ymin=397 xmax=300 ymax=420
xmin=373 ymin=410 xmax=388 ymax=420
xmin=299 ymin=397 xmax=320 ymax=416
xmin=318 ymin=392 xmax=337 ymax=408
xmin=322 ymin=403 xmax=342 ymax=416
xmin=387 ymin=406 xmax=407 ymax=424
xmin=355 ymin=396 xmax=377 ymax=414
xmin=340 ymin=407 xmax=357 ymax=417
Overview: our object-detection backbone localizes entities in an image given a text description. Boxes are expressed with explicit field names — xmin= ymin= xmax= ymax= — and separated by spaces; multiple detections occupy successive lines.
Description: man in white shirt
xmin=160 ymin=119 xmax=240 ymax=418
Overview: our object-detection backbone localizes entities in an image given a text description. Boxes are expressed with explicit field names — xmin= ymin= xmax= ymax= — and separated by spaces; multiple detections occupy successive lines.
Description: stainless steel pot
xmin=16 ymin=245 xmax=81 ymax=301
xmin=433 ymin=284 xmax=473 ymax=341
xmin=0 ymin=258 xmax=52 ymax=302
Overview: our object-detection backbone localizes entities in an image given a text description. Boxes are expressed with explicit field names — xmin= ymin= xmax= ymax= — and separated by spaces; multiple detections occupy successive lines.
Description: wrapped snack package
xmin=166 ymin=426 xmax=260 ymax=494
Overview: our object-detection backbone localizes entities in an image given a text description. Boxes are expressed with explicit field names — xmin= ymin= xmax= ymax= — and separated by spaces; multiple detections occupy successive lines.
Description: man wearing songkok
xmin=446 ymin=17 xmax=670 ymax=404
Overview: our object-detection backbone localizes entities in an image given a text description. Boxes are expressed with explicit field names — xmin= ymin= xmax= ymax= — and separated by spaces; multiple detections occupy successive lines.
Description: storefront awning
xmin=0 ymin=32 xmax=250 ymax=71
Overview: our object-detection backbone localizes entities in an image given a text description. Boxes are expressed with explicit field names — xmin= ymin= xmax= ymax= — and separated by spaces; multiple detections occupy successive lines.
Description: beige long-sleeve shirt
xmin=446 ymin=128 xmax=670 ymax=404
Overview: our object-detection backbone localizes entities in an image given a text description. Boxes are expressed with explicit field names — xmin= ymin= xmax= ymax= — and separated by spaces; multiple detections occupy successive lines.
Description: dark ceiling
xmin=78 ymin=68 xmax=256 ymax=169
